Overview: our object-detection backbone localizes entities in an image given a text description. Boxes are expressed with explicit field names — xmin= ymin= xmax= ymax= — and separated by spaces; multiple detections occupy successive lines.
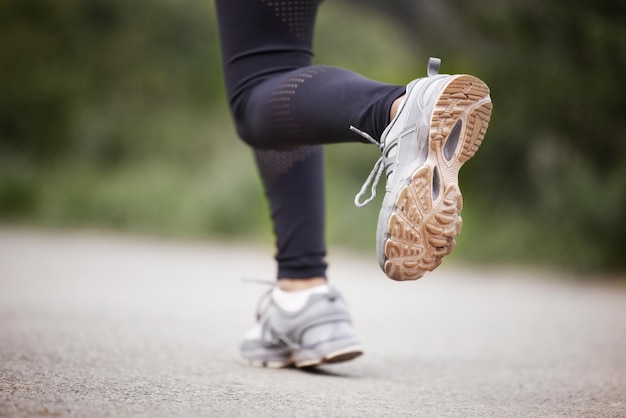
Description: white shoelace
xmin=349 ymin=57 xmax=442 ymax=209
xmin=350 ymin=125 xmax=385 ymax=208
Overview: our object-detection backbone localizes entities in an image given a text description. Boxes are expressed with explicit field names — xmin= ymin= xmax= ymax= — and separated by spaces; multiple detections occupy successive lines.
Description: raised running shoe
xmin=241 ymin=286 xmax=363 ymax=368
xmin=352 ymin=58 xmax=492 ymax=281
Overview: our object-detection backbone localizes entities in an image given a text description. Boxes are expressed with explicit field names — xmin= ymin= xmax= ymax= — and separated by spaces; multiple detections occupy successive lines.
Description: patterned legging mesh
xmin=253 ymin=145 xmax=326 ymax=279
xmin=215 ymin=0 xmax=404 ymax=278
xmin=259 ymin=0 xmax=318 ymax=42
xmin=265 ymin=68 xmax=323 ymax=142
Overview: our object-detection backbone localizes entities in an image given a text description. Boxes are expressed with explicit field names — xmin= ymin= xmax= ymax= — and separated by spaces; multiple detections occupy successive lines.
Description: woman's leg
xmin=216 ymin=2 xmax=370 ymax=366
xmin=253 ymin=146 xmax=327 ymax=280
xmin=215 ymin=0 xmax=493 ymax=368
xmin=215 ymin=0 xmax=404 ymax=281
xmin=216 ymin=0 xmax=404 ymax=149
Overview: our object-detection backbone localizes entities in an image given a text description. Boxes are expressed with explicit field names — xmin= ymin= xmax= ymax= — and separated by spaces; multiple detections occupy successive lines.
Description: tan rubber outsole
xmin=383 ymin=75 xmax=492 ymax=281
xmin=244 ymin=345 xmax=364 ymax=369
xmin=295 ymin=345 xmax=364 ymax=368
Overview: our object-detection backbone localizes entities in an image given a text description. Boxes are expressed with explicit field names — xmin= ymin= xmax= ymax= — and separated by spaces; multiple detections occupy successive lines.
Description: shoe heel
xmin=460 ymin=100 xmax=492 ymax=163
xmin=431 ymin=74 xmax=492 ymax=165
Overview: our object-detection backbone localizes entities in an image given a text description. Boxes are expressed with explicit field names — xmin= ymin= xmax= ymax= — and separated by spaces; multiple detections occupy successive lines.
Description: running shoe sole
xmin=294 ymin=340 xmax=363 ymax=368
xmin=243 ymin=344 xmax=363 ymax=369
xmin=382 ymin=75 xmax=492 ymax=281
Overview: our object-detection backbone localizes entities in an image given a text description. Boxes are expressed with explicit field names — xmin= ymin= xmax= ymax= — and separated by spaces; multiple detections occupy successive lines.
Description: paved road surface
xmin=1 ymin=229 xmax=625 ymax=417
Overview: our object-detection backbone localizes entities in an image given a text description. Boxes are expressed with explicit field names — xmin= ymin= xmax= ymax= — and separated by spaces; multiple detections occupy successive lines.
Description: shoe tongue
xmin=272 ymin=285 xmax=329 ymax=312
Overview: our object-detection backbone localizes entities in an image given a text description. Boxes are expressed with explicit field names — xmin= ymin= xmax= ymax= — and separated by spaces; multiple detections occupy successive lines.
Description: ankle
xmin=278 ymin=277 xmax=327 ymax=292
xmin=389 ymin=94 xmax=405 ymax=121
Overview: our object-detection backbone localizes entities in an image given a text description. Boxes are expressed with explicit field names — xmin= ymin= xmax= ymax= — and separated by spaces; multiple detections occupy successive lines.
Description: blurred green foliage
xmin=0 ymin=0 xmax=624 ymax=273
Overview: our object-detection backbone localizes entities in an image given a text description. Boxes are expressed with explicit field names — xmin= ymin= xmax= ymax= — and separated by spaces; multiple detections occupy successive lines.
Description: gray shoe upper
xmin=241 ymin=286 xmax=361 ymax=367
xmin=352 ymin=57 xmax=450 ymax=208
xmin=351 ymin=58 xmax=457 ymax=271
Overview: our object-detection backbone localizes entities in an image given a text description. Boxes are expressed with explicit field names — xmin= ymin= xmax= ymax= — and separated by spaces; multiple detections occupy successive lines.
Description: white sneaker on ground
xmin=241 ymin=285 xmax=363 ymax=368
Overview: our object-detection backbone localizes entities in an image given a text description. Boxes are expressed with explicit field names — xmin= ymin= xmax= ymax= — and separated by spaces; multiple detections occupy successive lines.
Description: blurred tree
xmin=0 ymin=0 xmax=221 ymax=164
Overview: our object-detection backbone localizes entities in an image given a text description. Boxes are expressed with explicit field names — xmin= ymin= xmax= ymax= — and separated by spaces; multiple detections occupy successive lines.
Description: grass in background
xmin=0 ymin=123 xmax=617 ymax=276
xmin=0 ymin=106 xmax=272 ymax=244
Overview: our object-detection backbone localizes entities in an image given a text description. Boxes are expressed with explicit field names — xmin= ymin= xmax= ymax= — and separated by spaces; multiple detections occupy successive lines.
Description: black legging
xmin=215 ymin=0 xmax=405 ymax=279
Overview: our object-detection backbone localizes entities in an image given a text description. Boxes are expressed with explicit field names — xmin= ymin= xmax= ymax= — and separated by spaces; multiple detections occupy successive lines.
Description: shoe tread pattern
xmin=384 ymin=75 xmax=492 ymax=281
